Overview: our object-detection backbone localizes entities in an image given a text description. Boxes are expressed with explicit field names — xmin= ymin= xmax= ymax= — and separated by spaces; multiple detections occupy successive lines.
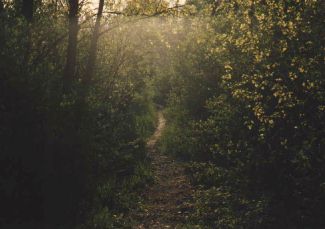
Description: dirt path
xmin=132 ymin=112 xmax=194 ymax=228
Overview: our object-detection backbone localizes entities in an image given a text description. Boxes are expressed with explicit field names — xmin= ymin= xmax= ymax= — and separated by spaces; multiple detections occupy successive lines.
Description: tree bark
xmin=20 ymin=0 xmax=33 ymax=66
xmin=63 ymin=0 xmax=79 ymax=91
xmin=22 ymin=0 xmax=33 ymax=21
xmin=84 ymin=0 xmax=104 ymax=85
xmin=0 ymin=0 xmax=4 ymax=13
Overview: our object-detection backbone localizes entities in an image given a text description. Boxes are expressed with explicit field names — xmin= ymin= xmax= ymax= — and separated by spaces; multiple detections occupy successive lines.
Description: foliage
xmin=0 ymin=2 xmax=157 ymax=228
xmin=1 ymin=0 xmax=325 ymax=227
xmin=159 ymin=0 xmax=325 ymax=228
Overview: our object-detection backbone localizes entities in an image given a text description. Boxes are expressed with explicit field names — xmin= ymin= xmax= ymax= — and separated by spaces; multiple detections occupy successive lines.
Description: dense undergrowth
xmin=1 ymin=0 xmax=325 ymax=228
xmin=159 ymin=0 xmax=325 ymax=228
xmin=0 ymin=3 xmax=158 ymax=228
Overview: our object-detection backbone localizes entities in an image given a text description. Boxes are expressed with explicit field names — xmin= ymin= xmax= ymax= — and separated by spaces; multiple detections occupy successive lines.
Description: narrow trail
xmin=132 ymin=112 xmax=195 ymax=228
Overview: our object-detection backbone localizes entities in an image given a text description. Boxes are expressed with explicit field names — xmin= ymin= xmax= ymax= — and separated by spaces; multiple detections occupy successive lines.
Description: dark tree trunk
xmin=20 ymin=0 xmax=33 ymax=66
xmin=0 ymin=0 xmax=4 ymax=13
xmin=84 ymin=0 xmax=104 ymax=85
xmin=22 ymin=0 xmax=33 ymax=21
xmin=63 ymin=0 xmax=79 ymax=91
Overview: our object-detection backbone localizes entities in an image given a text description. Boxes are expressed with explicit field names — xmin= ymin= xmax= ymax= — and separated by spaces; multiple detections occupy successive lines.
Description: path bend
xmin=133 ymin=111 xmax=194 ymax=229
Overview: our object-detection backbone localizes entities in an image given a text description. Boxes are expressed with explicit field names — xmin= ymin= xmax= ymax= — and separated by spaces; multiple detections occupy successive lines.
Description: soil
xmin=132 ymin=112 xmax=195 ymax=228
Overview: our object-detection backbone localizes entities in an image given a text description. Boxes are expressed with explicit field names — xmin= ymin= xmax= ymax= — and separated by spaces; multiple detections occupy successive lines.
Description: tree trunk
xmin=63 ymin=0 xmax=79 ymax=91
xmin=84 ymin=0 xmax=104 ymax=85
xmin=0 ymin=0 xmax=4 ymax=13
xmin=22 ymin=0 xmax=33 ymax=21
xmin=20 ymin=0 xmax=33 ymax=66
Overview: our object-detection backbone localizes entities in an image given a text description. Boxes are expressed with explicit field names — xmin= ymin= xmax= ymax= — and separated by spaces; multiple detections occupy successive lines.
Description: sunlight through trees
xmin=0 ymin=0 xmax=324 ymax=228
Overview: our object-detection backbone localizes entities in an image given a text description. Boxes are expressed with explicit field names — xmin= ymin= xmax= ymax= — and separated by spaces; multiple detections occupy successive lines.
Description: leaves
xmin=159 ymin=0 xmax=325 ymax=227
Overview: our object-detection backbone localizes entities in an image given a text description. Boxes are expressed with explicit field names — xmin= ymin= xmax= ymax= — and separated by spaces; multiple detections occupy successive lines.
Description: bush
xmin=159 ymin=0 xmax=325 ymax=228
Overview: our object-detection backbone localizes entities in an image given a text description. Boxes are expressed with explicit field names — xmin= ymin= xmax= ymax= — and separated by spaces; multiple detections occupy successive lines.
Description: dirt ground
xmin=132 ymin=112 xmax=195 ymax=228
